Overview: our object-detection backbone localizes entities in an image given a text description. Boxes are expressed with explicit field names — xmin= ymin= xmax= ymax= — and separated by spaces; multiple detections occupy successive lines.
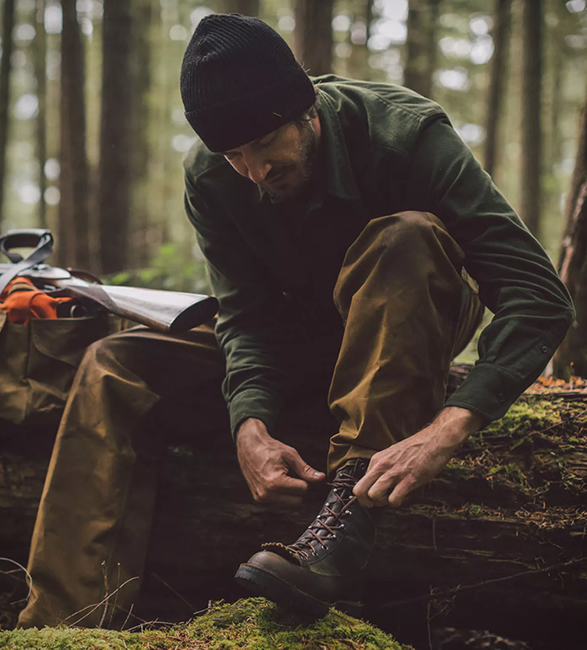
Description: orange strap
xmin=0 ymin=277 xmax=74 ymax=325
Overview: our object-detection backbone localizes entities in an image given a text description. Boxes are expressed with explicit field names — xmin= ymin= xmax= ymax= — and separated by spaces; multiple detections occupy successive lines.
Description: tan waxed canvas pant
xmin=17 ymin=212 xmax=483 ymax=629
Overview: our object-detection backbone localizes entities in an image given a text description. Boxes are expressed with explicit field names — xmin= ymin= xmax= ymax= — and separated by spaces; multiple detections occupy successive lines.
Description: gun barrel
xmin=53 ymin=279 xmax=218 ymax=332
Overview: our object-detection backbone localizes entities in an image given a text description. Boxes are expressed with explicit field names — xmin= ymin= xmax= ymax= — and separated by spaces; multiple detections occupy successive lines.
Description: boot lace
xmin=263 ymin=469 xmax=358 ymax=563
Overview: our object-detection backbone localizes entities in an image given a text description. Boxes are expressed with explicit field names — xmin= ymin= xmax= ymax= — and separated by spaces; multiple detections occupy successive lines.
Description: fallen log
xmin=1 ymin=371 xmax=586 ymax=649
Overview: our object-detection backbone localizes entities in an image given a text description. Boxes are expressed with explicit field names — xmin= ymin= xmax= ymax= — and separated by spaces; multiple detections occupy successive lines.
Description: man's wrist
xmin=236 ymin=417 xmax=270 ymax=446
xmin=432 ymin=406 xmax=483 ymax=447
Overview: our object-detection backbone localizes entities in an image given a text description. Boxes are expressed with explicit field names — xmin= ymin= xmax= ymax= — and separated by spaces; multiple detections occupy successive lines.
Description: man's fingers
xmin=366 ymin=472 xmax=401 ymax=505
xmin=387 ymin=477 xmax=416 ymax=507
xmin=285 ymin=450 xmax=325 ymax=483
xmin=274 ymin=473 xmax=311 ymax=495
xmin=353 ymin=465 xmax=383 ymax=501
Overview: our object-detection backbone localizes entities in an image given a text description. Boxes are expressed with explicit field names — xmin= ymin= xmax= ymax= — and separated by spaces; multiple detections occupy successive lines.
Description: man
xmin=18 ymin=14 xmax=573 ymax=628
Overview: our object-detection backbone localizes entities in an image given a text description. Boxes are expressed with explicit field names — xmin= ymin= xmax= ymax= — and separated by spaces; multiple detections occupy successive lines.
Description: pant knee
xmin=334 ymin=211 xmax=465 ymax=319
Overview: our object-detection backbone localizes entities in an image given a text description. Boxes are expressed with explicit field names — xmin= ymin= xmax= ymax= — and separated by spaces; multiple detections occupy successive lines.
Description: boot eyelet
xmin=344 ymin=510 xmax=351 ymax=515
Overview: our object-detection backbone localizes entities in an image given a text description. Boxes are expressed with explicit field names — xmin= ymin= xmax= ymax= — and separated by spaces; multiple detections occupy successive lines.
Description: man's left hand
xmin=353 ymin=406 xmax=482 ymax=508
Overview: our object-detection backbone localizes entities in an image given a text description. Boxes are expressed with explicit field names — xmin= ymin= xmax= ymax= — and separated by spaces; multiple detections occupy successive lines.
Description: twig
xmin=98 ymin=560 xmax=109 ymax=628
xmin=108 ymin=562 xmax=122 ymax=629
xmin=121 ymin=603 xmax=134 ymax=631
xmin=152 ymin=572 xmax=196 ymax=611
xmin=0 ymin=557 xmax=33 ymax=602
xmin=64 ymin=576 xmax=139 ymax=627
xmin=377 ymin=555 xmax=587 ymax=610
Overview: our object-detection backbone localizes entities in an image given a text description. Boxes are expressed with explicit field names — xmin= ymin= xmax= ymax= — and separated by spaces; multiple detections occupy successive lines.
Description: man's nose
xmin=243 ymin=153 xmax=271 ymax=184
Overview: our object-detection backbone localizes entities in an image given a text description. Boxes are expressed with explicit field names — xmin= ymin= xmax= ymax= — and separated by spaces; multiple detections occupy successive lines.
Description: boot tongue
xmin=260 ymin=459 xmax=371 ymax=564
xmin=337 ymin=458 xmax=369 ymax=480
xmin=293 ymin=458 xmax=369 ymax=547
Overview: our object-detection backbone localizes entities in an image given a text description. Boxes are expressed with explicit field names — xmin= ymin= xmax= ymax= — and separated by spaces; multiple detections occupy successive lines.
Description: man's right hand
xmin=236 ymin=418 xmax=325 ymax=505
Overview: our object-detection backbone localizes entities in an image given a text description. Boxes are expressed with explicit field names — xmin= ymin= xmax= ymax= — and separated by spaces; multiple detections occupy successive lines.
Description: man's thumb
xmin=288 ymin=452 xmax=325 ymax=482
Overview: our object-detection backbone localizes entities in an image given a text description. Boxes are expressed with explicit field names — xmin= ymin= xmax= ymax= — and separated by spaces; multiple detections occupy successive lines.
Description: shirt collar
xmin=314 ymin=86 xmax=362 ymax=205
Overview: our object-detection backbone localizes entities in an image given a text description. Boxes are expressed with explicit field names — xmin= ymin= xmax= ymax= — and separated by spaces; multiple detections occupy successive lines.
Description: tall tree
xmin=293 ymin=0 xmax=334 ymax=77
xmin=129 ymin=0 xmax=153 ymax=269
xmin=404 ymin=0 xmax=440 ymax=98
xmin=519 ymin=0 xmax=543 ymax=239
xmin=0 ymin=0 xmax=16 ymax=225
xmin=484 ymin=0 xmax=512 ymax=178
xmin=98 ymin=0 xmax=132 ymax=274
xmin=553 ymin=85 xmax=587 ymax=379
xmin=219 ymin=0 xmax=260 ymax=15
xmin=347 ymin=0 xmax=374 ymax=81
xmin=34 ymin=0 xmax=48 ymax=228
xmin=58 ymin=0 xmax=90 ymax=267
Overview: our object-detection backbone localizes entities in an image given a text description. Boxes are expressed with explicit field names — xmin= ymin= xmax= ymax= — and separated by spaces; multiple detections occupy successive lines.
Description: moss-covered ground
xmin=0 ymin=598 xmax=412 ymax=649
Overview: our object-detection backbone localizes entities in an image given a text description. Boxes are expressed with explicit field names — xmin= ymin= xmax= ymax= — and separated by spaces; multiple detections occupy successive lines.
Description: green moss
xmin=444 ymin=459 xmax=474 ymax=479
xmin=0 ymin=599 xmax=412 ymax=650
xmin=487 ymin=463 xmax=528 ymax=486
xmin=465 ymin=503 xmax=485 ymax=517
xmin=485 ymin=402 xmax=561 ymax=440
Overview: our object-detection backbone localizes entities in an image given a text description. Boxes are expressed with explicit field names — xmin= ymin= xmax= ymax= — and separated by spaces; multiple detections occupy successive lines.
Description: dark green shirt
xmin=183 ymin=75 xmax=574 ymax=436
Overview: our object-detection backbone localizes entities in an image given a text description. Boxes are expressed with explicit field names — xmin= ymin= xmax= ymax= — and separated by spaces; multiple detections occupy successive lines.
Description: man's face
xmin=221 ymin=112 xmax=321 ymax=204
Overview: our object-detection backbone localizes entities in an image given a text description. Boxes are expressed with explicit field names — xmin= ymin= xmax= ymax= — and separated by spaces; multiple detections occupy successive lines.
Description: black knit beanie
xmin=180 ymin=13 xmax=316 ymax=153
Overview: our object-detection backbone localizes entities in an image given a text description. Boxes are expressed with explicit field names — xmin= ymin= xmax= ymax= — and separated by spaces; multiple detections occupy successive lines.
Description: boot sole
xmin=234 ymin=563 xmax=363 ymax=620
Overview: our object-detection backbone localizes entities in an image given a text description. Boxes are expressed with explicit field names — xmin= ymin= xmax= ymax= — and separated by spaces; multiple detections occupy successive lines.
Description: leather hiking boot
xmin=235 ymin=458 xmax=379 ymax=619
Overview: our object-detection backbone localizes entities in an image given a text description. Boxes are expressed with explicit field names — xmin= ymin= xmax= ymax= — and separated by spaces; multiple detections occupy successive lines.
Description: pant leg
xmin=17 ymin=322 xmax=226 ymax=629
xmin=327 ymin=211 xmax=483 ymax=474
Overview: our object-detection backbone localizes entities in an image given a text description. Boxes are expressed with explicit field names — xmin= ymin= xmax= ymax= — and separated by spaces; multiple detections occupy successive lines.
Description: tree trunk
xmin=403 ymin=0 xmax=440 ymax=99
xmin=128 ymin=0 xmax=153 ymax=270
xmin=98 ymin=0 xmax=132 ymax=275
xmin=346 ymin=0 xmax=374 ymax=81
xmin=34 ymin=0 xmax=48 ymax=229
xmin=58 ymin=0 xmax=90 ymax=268
xmin=519 ymin=0 xmax=543 ymax=239
xmin=1 ymin=378 xmax=586 ymax=646
xmin=484 ymin=0 xmax=512 ymax=178
xmin=553 ymin=85 xmax=587 ymax=378
xmin=218 ymin=0 xmax=260 ymax=15
xmin=293 ymin=0 xmax=334 ymax=77
xmin=0 ymin=0 xmax=16 ymax=226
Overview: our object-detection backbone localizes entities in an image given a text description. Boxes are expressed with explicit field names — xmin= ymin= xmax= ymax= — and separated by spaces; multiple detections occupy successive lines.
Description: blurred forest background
xmin=1 ymin=0 xmax=587 ymax=297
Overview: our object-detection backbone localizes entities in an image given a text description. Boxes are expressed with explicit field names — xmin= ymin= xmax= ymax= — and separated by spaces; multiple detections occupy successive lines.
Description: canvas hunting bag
xmin=0 ymin=229 xmax=119 ymax=426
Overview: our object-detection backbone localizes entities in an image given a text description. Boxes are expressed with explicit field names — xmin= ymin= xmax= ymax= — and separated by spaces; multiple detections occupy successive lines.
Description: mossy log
xmin=1 ymin=371 xmax=586 ymax=649
xmin=0 ymin=598 xmax=411 ymax=649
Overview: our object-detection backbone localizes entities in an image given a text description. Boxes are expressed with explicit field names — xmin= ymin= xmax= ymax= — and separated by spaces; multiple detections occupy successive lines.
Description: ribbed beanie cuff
xmin=180 ymin=14 xmax=316 ymax=152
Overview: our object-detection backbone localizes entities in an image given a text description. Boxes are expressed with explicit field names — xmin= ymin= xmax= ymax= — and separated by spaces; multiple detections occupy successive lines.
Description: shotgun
xmin=0 ymin=229 xmax=218 ymax=333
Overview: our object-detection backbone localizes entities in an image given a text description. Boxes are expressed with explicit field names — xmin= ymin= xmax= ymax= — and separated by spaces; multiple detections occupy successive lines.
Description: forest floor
xmin=0 ymin=597 xmax=411 ymax=649
xmin=1 ymin=372 xmax=585 ymax=649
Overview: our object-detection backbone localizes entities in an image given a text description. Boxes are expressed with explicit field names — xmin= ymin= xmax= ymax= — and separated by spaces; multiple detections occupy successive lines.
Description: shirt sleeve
xmin=184 ymin=174 xmax=295 ymax=438
xmin=404 ymin=114 xmax=574 ymax=424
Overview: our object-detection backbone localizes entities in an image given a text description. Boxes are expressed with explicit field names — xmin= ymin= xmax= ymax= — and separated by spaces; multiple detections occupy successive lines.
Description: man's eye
xmin=257 ymin=134 xmax=277 ymax=148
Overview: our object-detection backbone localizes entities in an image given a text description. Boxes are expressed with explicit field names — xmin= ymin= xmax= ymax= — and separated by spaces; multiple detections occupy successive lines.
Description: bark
xmin=98 ymin=0 xmax=132 ymax=275
xmin=553 ymin=86 xmax=587 ymax=379
xmin=347 ymin=0 xmax=374 ymax=81
xmin=0 ymin=0 xmax=16 ymax=225
xmin=293 ymin=0 xmax=334 ymax=77
xmin=1 ymin=379 xmax=586 ymax=646
xmin=34 ymin=0 xmax=47 ymax=229
xmin=129 ymin=0 xmax=153 ymax=269
xmin=404 ymin=0 xmax=440 ymax=99
xmin=519 ymin=0 xmax=543 ymax=239
xmin=218 ymin=0 xmax=260 ymax=15
xmin=58 ymin=0 xmax=90 ymax=268
xmin=484 ymin=0 xmax=512 ymax=178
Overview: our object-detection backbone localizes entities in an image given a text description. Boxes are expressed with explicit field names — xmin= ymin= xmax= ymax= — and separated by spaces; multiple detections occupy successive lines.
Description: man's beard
xmin=261 ymin=120 xmax=320 ymax=205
